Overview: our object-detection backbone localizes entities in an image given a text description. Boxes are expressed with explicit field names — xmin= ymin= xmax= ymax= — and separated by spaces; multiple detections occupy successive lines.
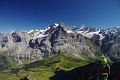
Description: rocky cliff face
xmin=28 ymin=22 xmax=100 ymax=59
xmin=0 ymin=31 xmax=32 ymax=64
xmin=90 ymin=33 xmax=120 ymax=59
xmin=74 ymin=25 xmax=120 ymax=61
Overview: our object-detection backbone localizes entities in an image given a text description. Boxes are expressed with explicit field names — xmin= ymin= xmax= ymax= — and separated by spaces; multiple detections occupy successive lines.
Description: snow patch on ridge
xmin=32 ymin=27 xmax=51 ymax=39
xmin=9 ymin=30 xmax=15 ymax=34
xmin=28 ymin=30 xmax=34 ymax=34
xmin=99 ymin=34 xmax=105 ymax=40
xmin=77 ymin=30 xmax=104 ymax=39
xmin=67 ymin=30 xmax=74 ymax=33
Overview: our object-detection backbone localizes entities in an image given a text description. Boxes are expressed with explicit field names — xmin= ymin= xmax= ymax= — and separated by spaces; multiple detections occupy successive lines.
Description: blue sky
xmin=0 ymin=0 xmax=120 ymax=33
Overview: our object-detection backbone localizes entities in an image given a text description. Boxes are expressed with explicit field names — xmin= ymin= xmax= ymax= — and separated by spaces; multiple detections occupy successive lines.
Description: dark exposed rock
xmin=108 ymin=60 xmax=120 ymax=80
xmin=12 ymin=32 xmax=22 ymax=42
xmin=50 ymin=61 xmax=120 ymax=80
xmin=91 ymin=34 xmax=100 ymax=46
xmin=50 ymin=61 xmax=100 ymax=80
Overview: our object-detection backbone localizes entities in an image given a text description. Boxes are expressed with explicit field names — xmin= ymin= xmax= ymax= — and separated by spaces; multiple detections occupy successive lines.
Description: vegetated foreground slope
xmin=0 ymin=51 xmax=120 ymax=80
xmin=0 ymin=52 xmax=98 ymax=80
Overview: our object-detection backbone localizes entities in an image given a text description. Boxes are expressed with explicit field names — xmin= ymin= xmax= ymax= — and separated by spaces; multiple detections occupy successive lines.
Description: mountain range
xmin=0 ymin=22 xmax=120 ymax=65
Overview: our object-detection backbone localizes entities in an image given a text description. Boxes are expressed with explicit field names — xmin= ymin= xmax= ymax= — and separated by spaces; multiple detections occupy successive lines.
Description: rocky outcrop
xmin=49 ymin=61 xmax=100 ymax=80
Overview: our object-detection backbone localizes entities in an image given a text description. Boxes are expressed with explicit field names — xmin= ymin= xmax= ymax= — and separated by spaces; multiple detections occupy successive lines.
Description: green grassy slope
xmin=0 ymin=52 xmax=98 ymax=80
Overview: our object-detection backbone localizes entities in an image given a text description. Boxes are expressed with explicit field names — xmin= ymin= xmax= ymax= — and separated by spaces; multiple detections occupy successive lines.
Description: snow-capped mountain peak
xmin=27 ymin=23 xmax=120 ymax=40
xmin=28 ymin=23 xmax=60 ymax=39
xmin=54 ymin=23 xmax=59 ymax=26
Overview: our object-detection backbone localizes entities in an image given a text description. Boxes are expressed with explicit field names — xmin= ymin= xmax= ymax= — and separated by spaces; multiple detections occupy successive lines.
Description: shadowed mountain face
xmin=49 ymin=61 xmax=100 ymax=80
xmin=50 ymin=61 xmax=120 ymax=80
